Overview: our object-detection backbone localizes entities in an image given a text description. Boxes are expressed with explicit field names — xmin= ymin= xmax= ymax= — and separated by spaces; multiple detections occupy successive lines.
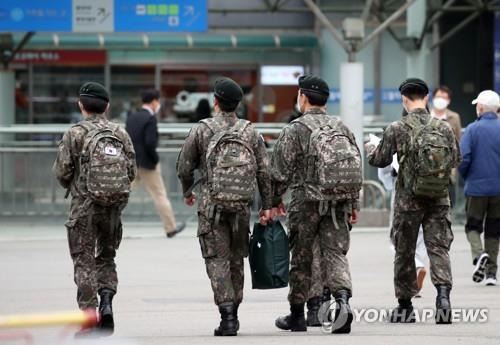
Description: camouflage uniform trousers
xmin=65 ymin=197 xmax=123 ymax=310
xmin=393 ymin=205 xmax=453 ymax=299
xmin=288 ymin=201 xmax=353 ymax=305
xmin=198 ymin=206 xmax=250 ymax=306
xmin=308 ymin=237 xmax=324 ymax=299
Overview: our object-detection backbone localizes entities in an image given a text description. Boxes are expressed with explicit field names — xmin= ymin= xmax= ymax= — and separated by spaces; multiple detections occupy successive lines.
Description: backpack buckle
xmin=81 ymin=152 xmax=90 ymax=163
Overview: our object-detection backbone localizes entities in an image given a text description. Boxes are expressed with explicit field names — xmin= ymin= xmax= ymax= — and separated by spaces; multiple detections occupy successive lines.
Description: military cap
xmin=214 ymin=77 xmax=243 ymax=103
xmin=298 ymin=75 xmax=330 ymax=97
xmin=398 ymin=78 xmax=429 ymax=95
xmin=79 ymin=81 xmax=109 ymax=102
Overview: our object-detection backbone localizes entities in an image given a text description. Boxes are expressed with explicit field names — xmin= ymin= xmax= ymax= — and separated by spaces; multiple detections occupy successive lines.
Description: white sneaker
xmin=472 ymin=252 xmax=490 ymax=283
xmin=485 ymin=275 xmax=497 ymax=286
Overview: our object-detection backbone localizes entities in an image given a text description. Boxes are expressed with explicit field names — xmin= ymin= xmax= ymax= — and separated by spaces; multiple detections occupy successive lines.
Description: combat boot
xmin=306 ymin=297 xmax=322 ymax=327
xmin=98 ymin=289 xmax=115 ymax=335
xmin=331 ymin=290 xmax=353 ymax=334
xmin=275 ymin=303 xmax=307 ymax=332
xmin=390 ymin=299 xmax=416 ymax=323
xmin=214 ymin=302 xmax=238 ymax=336
xmin=435 ymin=285 xmax=452 ymax=324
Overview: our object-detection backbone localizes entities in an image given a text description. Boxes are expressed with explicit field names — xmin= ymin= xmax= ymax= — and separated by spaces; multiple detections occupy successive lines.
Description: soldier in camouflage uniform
xmin=177 ymin=77 xmax=273 ymax=336
xmin=53 ymin=82 xmax=136 ymax=337
xmin=272 ymin=76 xmax=360 ymax=334
xmin=285 ymin=111 xmax=327 ymax=328
xmin=366 ymin=78 xmax=460 ymax=324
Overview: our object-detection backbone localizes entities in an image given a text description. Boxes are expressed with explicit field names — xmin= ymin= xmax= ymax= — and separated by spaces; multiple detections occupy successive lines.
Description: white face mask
xmin=296 ymin=93 xmax=302 ymax=114
xmin=155 ymin=103 xmax=161 ymax=114
xmin=402 ymin=100 xmax=409 ymax=114
xmin=433 ymin=97 xmax=449 ymax=111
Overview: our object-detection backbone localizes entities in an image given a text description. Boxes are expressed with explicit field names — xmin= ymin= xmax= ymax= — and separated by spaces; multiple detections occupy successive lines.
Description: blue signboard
xmin=0 ymin=0 xmax=72 ymax=32
xmin=114 ymin=0 xmax=207 ymax=32
xmin=328 ymin=88 xmax=402 ymax=104
xmin=0 ymin=0 xmax=207 ymax=32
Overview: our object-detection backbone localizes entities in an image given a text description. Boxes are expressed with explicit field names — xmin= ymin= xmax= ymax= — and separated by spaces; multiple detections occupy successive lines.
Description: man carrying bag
xmin=270 ymin=75 xmax=362 ymax=334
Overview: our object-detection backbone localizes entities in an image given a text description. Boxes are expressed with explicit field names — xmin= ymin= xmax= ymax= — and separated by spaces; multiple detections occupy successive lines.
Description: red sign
xmin=13 ymin=50 xmax=106 ymax=65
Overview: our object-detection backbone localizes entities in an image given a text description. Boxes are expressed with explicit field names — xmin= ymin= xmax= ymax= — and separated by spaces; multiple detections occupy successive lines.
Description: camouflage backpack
xmin=76 ymin=121 xmax=132 ymax=206
xmin=294 ymin=114 xmax=363 ymax=201
xmin=201 ymin=118 xmax=257 ymax=205
xmin=400 ymin=115 xmax=453 ymax=198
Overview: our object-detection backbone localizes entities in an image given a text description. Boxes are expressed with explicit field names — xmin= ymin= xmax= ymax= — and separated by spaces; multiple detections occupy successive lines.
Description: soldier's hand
xmin=272 ymin=202 xmax=287 ymax=218
xmin=350 ymin=209 xmax=359 ymax=225
xmin=364 ymin=142 xmax=376 ymax=154
xmin=259 ymin=209 xmax=272 ymax=225
xmin=184 ymin=193 xmax=197 ymax=206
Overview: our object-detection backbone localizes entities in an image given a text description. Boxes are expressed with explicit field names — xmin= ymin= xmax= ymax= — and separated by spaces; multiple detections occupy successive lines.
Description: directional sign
xmin=0 ymin=0 xmax=72 ymax=32
xmin=114 ymin=0 xmax=207 ymax=32
xmin=0 ymin=0 xmax=207 ymax=32
xmin=73 ymin=0 xmax=114 ymax=33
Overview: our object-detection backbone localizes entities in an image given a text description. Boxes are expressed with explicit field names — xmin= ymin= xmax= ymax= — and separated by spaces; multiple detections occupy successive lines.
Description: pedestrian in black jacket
xmin=126 ymin=89 xmax=185 ymax=237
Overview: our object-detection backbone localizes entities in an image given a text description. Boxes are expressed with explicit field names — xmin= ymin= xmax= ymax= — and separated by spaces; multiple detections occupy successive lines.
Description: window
xmin=32 ymin=65 xmax=104 ymax=123
xmin=110 ymin=65 xmax=155 ymax=122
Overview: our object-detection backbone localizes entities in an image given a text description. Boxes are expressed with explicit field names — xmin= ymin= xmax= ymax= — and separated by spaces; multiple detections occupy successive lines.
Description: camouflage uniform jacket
xmin=271 ymin=108 xmax=360 ymax=211
xmin=367 ymin=108 xmax=461 ymax=211
xmin=53 ymin=114 xmax=137 ymax=198
xmin=177 ymin=111 xmax=273 ymax=212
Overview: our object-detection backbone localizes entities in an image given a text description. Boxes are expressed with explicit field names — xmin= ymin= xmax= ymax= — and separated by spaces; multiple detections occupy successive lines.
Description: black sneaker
xmin=166 ymin=222 xmax=186 ymax=238
xmin=485 ymin=274 xmax=497 ymax=286
xmin=472 ymin=252 xmax=490 ymax=283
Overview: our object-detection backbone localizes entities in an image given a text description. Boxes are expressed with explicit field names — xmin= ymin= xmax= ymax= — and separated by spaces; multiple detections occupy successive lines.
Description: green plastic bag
xmin=249 ymin=220 xmax=290 ymax=289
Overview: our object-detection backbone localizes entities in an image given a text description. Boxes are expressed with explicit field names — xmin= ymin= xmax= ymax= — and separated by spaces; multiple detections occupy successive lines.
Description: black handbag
xmin=249 ymin=220 xmax=289 ymax=289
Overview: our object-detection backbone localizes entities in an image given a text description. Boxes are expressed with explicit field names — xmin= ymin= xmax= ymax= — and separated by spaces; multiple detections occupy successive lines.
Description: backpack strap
xmin=292 ymin=115 xmax=319 ymax=133
xmin=231 ymin=119 xmax=251 ymax=135
xmin=200 ymin=118 xmax=220 ymax=134
xmin=74 ymin=120 xmax=96 ymax=133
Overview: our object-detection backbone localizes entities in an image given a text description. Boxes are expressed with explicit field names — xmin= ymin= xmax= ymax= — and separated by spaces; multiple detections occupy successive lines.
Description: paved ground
xmin=0 ymin=221 xmax=499 ymax=345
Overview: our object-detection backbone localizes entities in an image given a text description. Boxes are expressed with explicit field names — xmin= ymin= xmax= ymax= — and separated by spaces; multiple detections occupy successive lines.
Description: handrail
xmin=0 ymin=122 xmax=387 ymax=135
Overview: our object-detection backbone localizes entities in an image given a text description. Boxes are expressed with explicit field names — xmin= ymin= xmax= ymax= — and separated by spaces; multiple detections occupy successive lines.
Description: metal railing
xmin=0 ymin=124 xmax=465 ymax=223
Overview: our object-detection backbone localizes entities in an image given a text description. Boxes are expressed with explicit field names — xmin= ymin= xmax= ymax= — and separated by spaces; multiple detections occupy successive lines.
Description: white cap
xmin=472 ymin=90 xmax=500 ymax=107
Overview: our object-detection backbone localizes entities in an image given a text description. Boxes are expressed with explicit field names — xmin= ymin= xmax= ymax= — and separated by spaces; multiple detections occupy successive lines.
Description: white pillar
xmin=0 ymin=70 xmax=15 ymax=142
xmin=340 ymin=62 xmax=364 ymax=153
xmin=0 ymin=70 xmax=15 ymax=194
xmin=406 ymin=0 xmax=432 ymax=81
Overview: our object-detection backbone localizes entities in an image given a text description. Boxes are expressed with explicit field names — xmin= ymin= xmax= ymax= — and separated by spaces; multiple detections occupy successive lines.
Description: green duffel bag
xmin=249 ymin=220 xmax=289 ymax=289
